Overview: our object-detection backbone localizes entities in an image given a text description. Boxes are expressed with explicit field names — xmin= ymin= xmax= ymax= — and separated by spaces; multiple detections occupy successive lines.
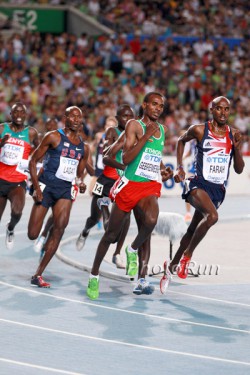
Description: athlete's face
xmin=46 ymin=119 xmax=58 ymax=132
xmin=65 ymin=108 xmax=83 ymax=132
xmin=143 ymin=95 xmax=164 ymax=121
xmin=10 ymin=103 xmax=27 ymax=127
xmin=116 ymin=107 xmax=134 ymax=130
xmin=211 ymin=99 xmax=230 ymax=126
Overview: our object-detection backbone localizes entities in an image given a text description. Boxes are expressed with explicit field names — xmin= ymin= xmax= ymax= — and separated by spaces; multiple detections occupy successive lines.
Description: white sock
xmin=89 ymin=273 xmax=99 ymax=280
xmin=128 ymin=245 xmax=138 ymax=253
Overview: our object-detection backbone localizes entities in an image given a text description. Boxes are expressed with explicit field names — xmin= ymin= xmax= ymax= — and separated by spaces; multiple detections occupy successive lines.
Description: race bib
xmin=92 ymin=181 xmax=104 ymax=196
xmin=16 ymin=159 xmax=29 ymax=176
xmin=0 ymin=143 xmax=24 ymax=165
xmin=113 ymin=175 xmax=129 ymax=195
xmin=55 ymin=156 xmax=79 ymax=182
xmin=202 ymin=153 xmax=230 ymax=184
xmin=135 ymin=151 xmax=161 ymax=181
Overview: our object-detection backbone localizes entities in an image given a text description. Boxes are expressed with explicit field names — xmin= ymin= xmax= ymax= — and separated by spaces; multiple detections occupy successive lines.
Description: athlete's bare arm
xmin=122 ymin=120 xmax=158 ymax=165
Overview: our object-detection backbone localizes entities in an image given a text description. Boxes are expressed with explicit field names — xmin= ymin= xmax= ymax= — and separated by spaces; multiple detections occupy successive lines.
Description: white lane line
xmin=167 ymin=289 xmax=250 ymax=307
xmin=1 ymin=281 xmax=250 ymax=335
xmin=0 ymin=318 xmax=250 ymax=367
xmin=0 ymin=358 xmax=85 ymax=375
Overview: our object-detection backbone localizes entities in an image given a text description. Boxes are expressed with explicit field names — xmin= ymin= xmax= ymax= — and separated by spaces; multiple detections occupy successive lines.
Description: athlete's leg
xmin=133 ymin=205 xmax=153 ymax=279
xmin=33 ymin=199 xmax=72 ymax=277
xmin=41 ymin=214 xmax=53 ymax=238
xmin=28 ymin=203 xmax=49 ymax=240
xmin=113 ymin=214 xmax=130 ymax=256
xmin=0 ymin=196 xmax=7 ymax=222
xmin=183 ymin=188 xmax=218 ymax=258
xmin=91 ymin=202 xmax=129 ymax=275
xmin=7 ymin=185 xmax=26 ymax=231
xmin=81 ymin=195 xmax=102 ymax=236
xmin=169 ymin=209 xmax=203 ymax=273
xmin=131 ymin=195 xmax=159 ymax=250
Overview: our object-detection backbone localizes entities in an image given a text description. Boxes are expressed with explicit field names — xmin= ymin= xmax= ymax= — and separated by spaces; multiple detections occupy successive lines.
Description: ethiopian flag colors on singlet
xmin=124 ymin=120 xmax=165 ymax=182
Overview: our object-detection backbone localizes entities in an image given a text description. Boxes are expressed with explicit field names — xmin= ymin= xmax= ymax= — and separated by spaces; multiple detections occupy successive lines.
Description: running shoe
xmin=5 ymin=224 xmax=14 ymax=250
xmin=125 ymin=246 xmax=138 ymax=277
xmin=160 ymin=261 xmax=172 ymax=294
xmin=177 ymin=255 xmax=191 ymax=279
xmin=112 ymin=254 xmax=126 ymax=269
xmin=76 ymin=232 xmax=87 ymax=251
xmin=133 ymin=278 xmax=155 ymax=295
xmin=97 ymin=197 xmax=111 ymax=210
xmin=31 ymin=275 xmax=50 ymax=288
xmin=33 ymin=235 xmax=46 ymax=253
xmin=86 ymin=277 xmax=99 ymax=300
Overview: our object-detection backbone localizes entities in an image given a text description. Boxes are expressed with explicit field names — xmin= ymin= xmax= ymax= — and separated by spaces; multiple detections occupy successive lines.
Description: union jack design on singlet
xmin=195 ymin=121 xmax=234 ymax=185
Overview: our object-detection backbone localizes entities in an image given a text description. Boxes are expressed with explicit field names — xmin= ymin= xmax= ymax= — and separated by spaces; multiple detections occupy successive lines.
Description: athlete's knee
xmin=206 ymin=211 xmax=218 ymax=227
xmin=28 ymin=228 xmax=39 ymax=240
xmin=144 ymin=213 xmax=158 ymax=230
xmin=104 ymin=229 xmax=120 ymax=244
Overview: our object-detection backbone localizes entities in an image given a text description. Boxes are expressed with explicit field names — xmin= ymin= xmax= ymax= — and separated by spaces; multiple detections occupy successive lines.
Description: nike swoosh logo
xmin=76 ymin=148 xmax=82 ymax=151
xmin=18 ymin=135 xmax=25 ymax=138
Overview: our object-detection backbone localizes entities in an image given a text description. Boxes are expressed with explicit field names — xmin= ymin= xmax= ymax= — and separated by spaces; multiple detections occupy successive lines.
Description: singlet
xmin=0 ymin=123 xmax=31 ymax=182
xmin=39 ymin=129 xmax=85 ymax=188
xmin=103 ymin=128 xmax=122 ymax=180
xmin=124 ymin=120 xmax=165 ymax=182
xmin=195 ymin=121 xmax=234 ymax=186
xmin=95 ymin=133 xmax=105 ymax=177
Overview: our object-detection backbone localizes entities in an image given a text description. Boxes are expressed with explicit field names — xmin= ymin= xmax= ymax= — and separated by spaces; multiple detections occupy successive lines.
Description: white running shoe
xmin=33 ymin=235 xmax=46 ymax=253
xmin=112 ymin=254 xmax=126 ymax=269
xmin=76 ymin=232 xmax=87 ymax=251
xmin=133 ymin=278 xmax=155 ymax=295
xmin=6 ymin=225 xmax=14 ymax=250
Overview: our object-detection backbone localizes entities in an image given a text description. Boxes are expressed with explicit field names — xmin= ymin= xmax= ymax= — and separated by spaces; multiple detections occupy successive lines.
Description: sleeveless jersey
xmin=39 ymin=129 xmax=85 ymax=188
xmin=195 ymin=121 xmax=233 ymax=185
xmin=103 ymin=128 xmax=122 ymax=180
xmin=95 ymin=133 xmax=105 ymax=177
xmin=124 ymin=120 xmax=165 ymax=182
xmin=0 ymin=123 xmax=31 ymax=182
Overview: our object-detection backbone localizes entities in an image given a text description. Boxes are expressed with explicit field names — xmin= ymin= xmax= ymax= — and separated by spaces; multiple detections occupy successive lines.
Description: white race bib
xmin=135 ymin=151 xmax=161 ymax=181
xmin=16 ymin=159 xmax=29 ymax=176
xmin=0 ymin=143 xmax=24 ymax=165
xmin=55 ymin=156 xmax=79 ymax=182
xmin=92 ymin=181 xmax=104 ymax=196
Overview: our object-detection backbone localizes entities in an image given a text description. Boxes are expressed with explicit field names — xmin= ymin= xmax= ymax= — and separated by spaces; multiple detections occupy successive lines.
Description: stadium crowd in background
xmin=0 ymin=0 xmax=249 ymax=156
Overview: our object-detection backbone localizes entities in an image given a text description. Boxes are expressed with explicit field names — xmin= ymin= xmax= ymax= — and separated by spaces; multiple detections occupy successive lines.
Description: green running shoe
xmin=125 ymin=246 xmax=138 ymax=277
xmin=86 ymin=277 xmax=99 ymax=300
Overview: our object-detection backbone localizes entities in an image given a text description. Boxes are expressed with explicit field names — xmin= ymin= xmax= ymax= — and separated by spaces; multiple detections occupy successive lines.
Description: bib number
xmin=92 ymin=181 xmax=104 ymax=196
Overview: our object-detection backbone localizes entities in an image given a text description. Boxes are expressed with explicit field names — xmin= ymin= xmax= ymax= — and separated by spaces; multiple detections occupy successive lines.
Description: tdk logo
xmin=207 ymin=156 xmax=229 ymax=163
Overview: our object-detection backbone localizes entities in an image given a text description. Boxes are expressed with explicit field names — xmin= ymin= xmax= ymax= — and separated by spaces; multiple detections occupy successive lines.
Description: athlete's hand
xmin=233 ymin=130 xmax=243 ymax=150
xmin=161 ymin=166 xmax=173 ymax=182
xmin=145 ymin=121 xmax=159 ymax=139
xmin=79 ymin=182 xmax=86 ymax=194
xmin=174 ymin=166 xmax=185 ymax=183
xmin=32 ymin=187 xmax=43 ymax=204
xmin=0 ymin=134 xmax=10 ymax=148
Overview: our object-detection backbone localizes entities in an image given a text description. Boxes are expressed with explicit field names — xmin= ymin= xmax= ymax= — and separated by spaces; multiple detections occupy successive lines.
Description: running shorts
xmin=0 ymin=178 xmax=26 ymax=197
xmin=114 ymin=177 xmax=162 ymax=212
xmin=182 ymin=176 xmax=226 ymax=209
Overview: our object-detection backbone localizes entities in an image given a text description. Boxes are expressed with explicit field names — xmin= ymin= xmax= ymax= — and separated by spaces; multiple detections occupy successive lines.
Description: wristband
xmin=177 ymin=165 xmax=184 ymax=170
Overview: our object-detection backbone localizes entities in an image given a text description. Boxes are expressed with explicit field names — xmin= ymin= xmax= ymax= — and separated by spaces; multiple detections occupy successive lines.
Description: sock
xmin=89 ymin=273 xmax=99 ymax=280
xmin=128 ymin=244 xmax=138 ymax=253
